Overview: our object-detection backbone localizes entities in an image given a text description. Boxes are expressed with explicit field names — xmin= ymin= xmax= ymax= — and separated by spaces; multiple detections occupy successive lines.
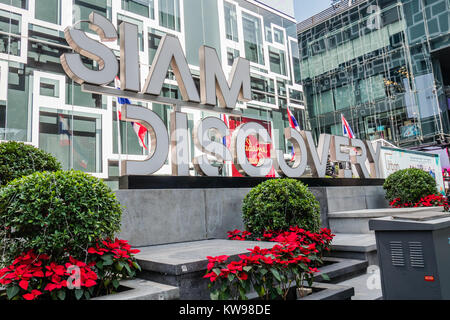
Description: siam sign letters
xmin=60 ymin=12 xmax=381 ymax=179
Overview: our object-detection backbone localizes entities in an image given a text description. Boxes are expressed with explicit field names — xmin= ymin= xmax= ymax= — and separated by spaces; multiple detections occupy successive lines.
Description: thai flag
xmin=58 ymin=115 xmax=71 ymax=146
xmin=58 ymin=115 xmax=88 ymax=169
xmin=115 ymin=77 xmax=148 ymax=150
xmin=341 ymin=114 xmax=355 ymax=139
xmin=287 ymin=107 xmax=300 ymax=161
xmin=287 ymin=107 xmax=301 ymax=132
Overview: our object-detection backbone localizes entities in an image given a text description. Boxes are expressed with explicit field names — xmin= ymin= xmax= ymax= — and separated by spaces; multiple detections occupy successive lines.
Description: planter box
xmin=1 ymin=279 xmax=179 ymax=301
xmin=247 ymin=282 xmax=354 ymax=301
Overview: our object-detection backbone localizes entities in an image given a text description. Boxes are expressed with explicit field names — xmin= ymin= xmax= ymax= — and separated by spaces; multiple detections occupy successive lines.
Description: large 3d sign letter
xmin=350 ymin=139 xmax=370 ymax=179
xmin=365 ymin=141 xmax=382 ymax=178
xmin=142 ymin=34 xmax=200 ymax=102
xmin=231 ymin=123 xmax=273 ymax=177
xmin=330 ymin=136 xmax=352 ymax=178
xmin=120 ymin=22 xmax=140 ymax=92
xmin=120 ymin=105 xmax=169 ymax=176
xmin=301 ymin=131 xmax=331 ymax=178
xmin=200 ymin=46 xmax=251 ymax=108
xmin=273 ymin=128 xmax=307 ymax=178
xmin=61 ymin=13 xmax=118 ymax=85
xmin=193 ymin=117 xmax=232 ymax=176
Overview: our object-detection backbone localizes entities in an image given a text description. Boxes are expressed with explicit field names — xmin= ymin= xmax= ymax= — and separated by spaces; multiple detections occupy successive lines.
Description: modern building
xmin=297 ymin=0 xmax=450 ymax=156
xmin=0 ymin=0 xmax=303 ymax=180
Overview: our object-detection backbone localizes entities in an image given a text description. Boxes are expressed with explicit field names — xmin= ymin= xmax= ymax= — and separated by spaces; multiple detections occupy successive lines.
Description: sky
xmin=294 ymin=0 xmax=332 ymax=22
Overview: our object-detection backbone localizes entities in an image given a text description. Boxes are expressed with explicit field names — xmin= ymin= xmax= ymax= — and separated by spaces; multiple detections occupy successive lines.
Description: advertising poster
xmin=380 ymin=146 xmax=445 ymax=195
xmin=228 ymin=117 xmax=276 ymax=177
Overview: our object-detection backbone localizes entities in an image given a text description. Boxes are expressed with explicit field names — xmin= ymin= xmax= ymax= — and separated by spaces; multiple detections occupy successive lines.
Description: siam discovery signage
xmin=60 ymin=12 xmax=382 ymax=179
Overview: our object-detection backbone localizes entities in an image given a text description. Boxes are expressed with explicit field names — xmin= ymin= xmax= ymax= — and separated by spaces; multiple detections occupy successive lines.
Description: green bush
xmin=0 ymin=170 xmax=122 ymax=263
xmin=242 ymin=179 xmax=321 ymax=238
xmin=383 ymin=168 xmax=438 ymax=204
xmin=0 ymin=141 xmax=61 ymax=187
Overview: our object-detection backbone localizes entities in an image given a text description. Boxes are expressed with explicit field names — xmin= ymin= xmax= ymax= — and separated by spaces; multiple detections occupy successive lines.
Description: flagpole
xmin=116 ymin=105 xmax=123 ymax=176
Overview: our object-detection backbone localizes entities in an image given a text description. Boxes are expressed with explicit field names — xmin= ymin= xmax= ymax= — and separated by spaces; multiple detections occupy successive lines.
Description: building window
xmin=35 ymin=0 xmax=60 ymax=25
xmin=122 ymin=0 xmax=154 ymax=19
xmin=269 ymin=47 xmax=286 ymax=76
xmin=0 ymin=0 xmax=27 ymax=9
xmin=273 ymin=27 xmax=284 ymax=44
xmin=242 ymin=12 xmax=264 ymax=65
xmin=39 ymin=110 xmax=102 ymax=173
xmin=159 ymin=0 xmax=180 ymax=32
xmin=226 ymin=47 xmax=239 ymax=66
xmin=224 ymin=1 xmax=238 ymax=42
xmin=0 ymin=9 xmax=22 ymax=56
xmin=39 ymin=78 xmax=59 ymax=98
xmin=73 ymin=0 xmax=108 ymax=33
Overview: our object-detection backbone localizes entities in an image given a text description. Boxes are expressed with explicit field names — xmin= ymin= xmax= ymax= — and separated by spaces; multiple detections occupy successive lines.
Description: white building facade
xmin=0 ymin=0 xmax=304 ymax=180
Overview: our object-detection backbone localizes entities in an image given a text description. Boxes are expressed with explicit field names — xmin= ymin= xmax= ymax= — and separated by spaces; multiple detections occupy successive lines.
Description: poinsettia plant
xmin=390 ymin=194 xmax=449 ymax=212
xmin=0 ymin=238 xmax=140 ymax=300
xmin=205 ymin=227 xmax=334 ymax=300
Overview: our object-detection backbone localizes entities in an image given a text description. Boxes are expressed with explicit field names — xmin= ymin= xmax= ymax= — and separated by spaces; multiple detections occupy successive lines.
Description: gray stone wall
xmin=117 ymin=186 xmax=388 ymax=247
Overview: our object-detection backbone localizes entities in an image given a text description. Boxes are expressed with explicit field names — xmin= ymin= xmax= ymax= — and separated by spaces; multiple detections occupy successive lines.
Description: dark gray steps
xmin=134 ymin=239 xmax=370 ymax=300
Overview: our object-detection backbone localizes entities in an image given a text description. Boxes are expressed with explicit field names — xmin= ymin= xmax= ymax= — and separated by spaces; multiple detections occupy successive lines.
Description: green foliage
xmin=383 ymin=168 xmax=438 ymax=204
xmin=0 ymin=170 xmax=122 ymax=263
xmin=0 ymin=141 xmax=61 ymax=187
xmin=242 ymin=179 xmax=321 ymax=238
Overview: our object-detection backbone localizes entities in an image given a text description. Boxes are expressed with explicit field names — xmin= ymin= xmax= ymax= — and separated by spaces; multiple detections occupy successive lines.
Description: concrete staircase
xmin=129 ymin=239 xmax=374 ymax=300
xmin=327 ymin=207 xmax=443 ymax=266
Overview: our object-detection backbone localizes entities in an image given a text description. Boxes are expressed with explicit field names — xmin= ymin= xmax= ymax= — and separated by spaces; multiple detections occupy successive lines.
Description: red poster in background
xmin=228 ymin=117 xmax=276 ymax=177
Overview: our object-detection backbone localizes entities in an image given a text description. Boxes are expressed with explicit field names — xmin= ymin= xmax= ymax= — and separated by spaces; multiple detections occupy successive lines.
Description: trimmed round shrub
xmin=0 ymin=170 xmax=122 ymax=263
xmin=0 ymin=141 xmax=61 ymax=187
xmin=242 ymin=179 xmax=321 ymax=237
xmin=383 ymin=168 xmax=438 ymax=204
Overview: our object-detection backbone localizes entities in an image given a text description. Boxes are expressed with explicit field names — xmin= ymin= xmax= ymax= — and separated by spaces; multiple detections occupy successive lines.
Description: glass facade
xmin=0 ymin=0 xmax=303 ymax=180
xmin=297 ymin=0 xmax=450 ymax=149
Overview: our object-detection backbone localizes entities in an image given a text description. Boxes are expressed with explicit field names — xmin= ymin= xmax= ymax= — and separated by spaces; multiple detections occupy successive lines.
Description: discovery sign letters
xmin=60 ymin=12 xmax=382 ymax=179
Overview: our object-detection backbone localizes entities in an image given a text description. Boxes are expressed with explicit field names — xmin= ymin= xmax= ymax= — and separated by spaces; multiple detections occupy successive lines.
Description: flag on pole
xmin=58 ymin=115 xmax=71 ymax=147
xmin=341 ymin=114 xmax=355 ymax=139
xmin=58 ymin=114 xmax=88 ymax=169
xmin=287 ymin=106 xmax=301 ymax=132
xmin=115 ymin=77 xmax=148 ymax=150
xmin=287 ymin=107 xmax=300 ymax=161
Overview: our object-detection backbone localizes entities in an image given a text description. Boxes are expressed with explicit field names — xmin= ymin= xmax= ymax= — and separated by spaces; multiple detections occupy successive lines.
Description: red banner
xmin=227 ymin=117 xmax=276 ymax=177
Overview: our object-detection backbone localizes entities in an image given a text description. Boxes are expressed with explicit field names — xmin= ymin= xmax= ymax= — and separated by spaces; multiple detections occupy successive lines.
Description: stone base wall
xmin=117 ymin=185 xmax=388 ymax=247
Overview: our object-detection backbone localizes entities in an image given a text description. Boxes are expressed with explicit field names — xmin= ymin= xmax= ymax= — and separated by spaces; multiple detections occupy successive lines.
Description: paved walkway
xmin=338 ymin=270 xmax=383 ymax=300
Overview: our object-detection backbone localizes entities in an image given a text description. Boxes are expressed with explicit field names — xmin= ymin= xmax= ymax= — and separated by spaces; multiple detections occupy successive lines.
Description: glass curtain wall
xmin=298 ymin=0 xmax=450 ymax=148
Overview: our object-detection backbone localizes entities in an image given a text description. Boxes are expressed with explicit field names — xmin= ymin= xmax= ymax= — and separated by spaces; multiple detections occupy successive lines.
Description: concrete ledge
xmin=328 ymin=233 xmax=379 ymax=265
xmin=92 ymin=279 xmax=180 ymax=300
xmin=136 ymin=239 xmax=275 ymax=276
xmin=329 ymin=207 xmax=443 ymax=234
xmin=314 ymin=257 xmax=368 ymax=284
xmin=301 ymin=282 xmax=355 ymax=300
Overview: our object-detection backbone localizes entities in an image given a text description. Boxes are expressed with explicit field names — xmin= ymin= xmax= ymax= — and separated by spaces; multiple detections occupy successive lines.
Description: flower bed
xmin=390 ymin=194 xmax=449 ymax=212
xmin=204 ymin=227 xmax=334 ymax=300
xmin=0 ymin=239 xmax=141 ymax=300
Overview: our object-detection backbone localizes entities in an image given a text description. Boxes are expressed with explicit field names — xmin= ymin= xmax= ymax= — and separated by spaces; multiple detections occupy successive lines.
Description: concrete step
xmin=314 ymin=257 xmax=368 ymax=284
xmin=135 ymin=239 xmax=275 ymax=300
xmin=337 ymin=272 xmax=383 ymax=300
xmin=134 ymin=239 xmax=370 ymax=300
xmin=327 ymin=233 xmax=378 ymax=266
xmin=92 ymin=279 xmax=180 ymax=300
xmin=328 ymin=207 xmax=443 ymax=234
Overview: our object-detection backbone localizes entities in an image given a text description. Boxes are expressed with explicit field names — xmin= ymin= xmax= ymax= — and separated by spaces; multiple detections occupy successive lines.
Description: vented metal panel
xmin=390 ymin=241 xmax=405 ymax=267
xmin=409 ymin=242 xmax=425 ymax=268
